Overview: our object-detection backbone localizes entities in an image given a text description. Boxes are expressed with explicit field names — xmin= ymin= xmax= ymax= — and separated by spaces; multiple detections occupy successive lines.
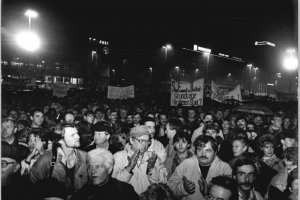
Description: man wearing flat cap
xmin=112 ymin=125 xmax=168 ymax=194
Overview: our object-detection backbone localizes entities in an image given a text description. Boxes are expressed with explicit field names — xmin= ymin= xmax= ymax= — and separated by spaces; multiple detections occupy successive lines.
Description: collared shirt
xmin=57 ymin=147 xmax=77 ymax=168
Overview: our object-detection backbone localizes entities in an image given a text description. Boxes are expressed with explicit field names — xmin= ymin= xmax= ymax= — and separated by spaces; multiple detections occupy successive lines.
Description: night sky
xmin=2 ymin=0 xmax=298 ymax=82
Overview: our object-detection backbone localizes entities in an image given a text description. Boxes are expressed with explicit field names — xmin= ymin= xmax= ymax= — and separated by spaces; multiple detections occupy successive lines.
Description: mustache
xmin=199 ymin=156 xmax=208 ymax=159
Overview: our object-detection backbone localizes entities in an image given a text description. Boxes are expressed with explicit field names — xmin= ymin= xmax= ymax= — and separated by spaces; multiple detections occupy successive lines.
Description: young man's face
xmin=86 ymin=114 xmax=95 ymax=124
xmin=216 ymin=111 xmax=223 ymax=120
xmin=145 ymin=121 xmax=155 ymax=137
xmin=234 ymin=164 xmax=256 ymax=192
xmin=283 ymin=118 xmax=291 ymax=128
xmin=1 ymin=120 xmax=16 ymax=140
xmin=204 ymin=114 xmax=213 ymax=122
xmin=254 ymin=116 xmax=263 ymax=126
xmin=94 ymin=131 xmax=110 ymax=145
xmin=237 ymin=119 xmax=246 ymax=130
xmin=95 ymin=111 xmax=104 ymax=120
xmin=133 ymin=114 xmax=141 ymax=125
xmin=159 ymin=115 xmax=167 ymax=126
xmin=31 ymin=111 xmax=44 ymax=127
xmin=232 ymin=140 xmax=247 ymax=157
xmin=196 ymin=141 xmax=216 ymax=166
xmin=222 ymin=120 xmax=230 ymax=130
xmin=127 ymin=115 xmax=133 ymax=124
xmin=188 ymin=110 xmax=196 ymax=118
xmin=63 ymin=127 xmax=80 ymax=148
xmin=165 ymin=123 xmax=176 ymax=140
xmin=272 ymin=117 xmax=282 ymax=128
xmin=120 ymin=109 xmax=128 ymax=119
xmin=174 ymin=138 xmax=190 ymax=153
xmin=109 ymin=112 xmax=118 ymax=122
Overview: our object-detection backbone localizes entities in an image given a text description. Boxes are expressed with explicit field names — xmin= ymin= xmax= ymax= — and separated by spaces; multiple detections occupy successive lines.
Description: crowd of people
xmin=1 ymin=91 xmax=298 ymax=200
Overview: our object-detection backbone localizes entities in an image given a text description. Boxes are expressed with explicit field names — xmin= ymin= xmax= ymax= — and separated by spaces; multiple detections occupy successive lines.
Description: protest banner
xmin=170 ymin=78 xmax=204 ymax=106
xmin=211 ymin=81 xmax=242 ymax=102
xmin=107 ymin=85 xmax=135 ymax=99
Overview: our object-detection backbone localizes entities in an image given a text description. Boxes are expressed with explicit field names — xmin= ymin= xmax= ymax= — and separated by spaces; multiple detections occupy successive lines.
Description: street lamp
xmin=175 ymin=66 xmax=179 ymax=75
xmin=16 ymin=31 xmax=40 ymax=52
xmin=25 ymin=9 xmax=38 ymax=29
xmin=282 ymin=49 xmax=298 ymax=95
xmin=247 ymin=64 xmax=253 ymax=92
xmin=149 ymin=67 xmax=153 ymax=74
xmin=204 ymin=52 xmax=210 ymax=84
xmin=162 ymin=44 xmax=172 ymax=64
xmin=283 ymin=49 xmax=298 ymax=71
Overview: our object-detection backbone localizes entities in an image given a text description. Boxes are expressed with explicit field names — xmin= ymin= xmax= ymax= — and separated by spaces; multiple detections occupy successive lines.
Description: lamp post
xmin=247 ymin=64 xmax=253 ymax=93
xmin=25 ymin=10 xmax=38 ymax=30
xmin=162 ymin=44 xmax=172 ymax=65
xmin=282 ymin=49 xmax=298 ymax=95
xmin=204 ymin=52 xmax=210 ymax=84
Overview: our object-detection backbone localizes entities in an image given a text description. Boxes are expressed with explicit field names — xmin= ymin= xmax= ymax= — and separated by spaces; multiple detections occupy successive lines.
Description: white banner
xmin=170 ymin=78 xmax=204 ymax=106
xmin=211 ymin=81 xmax=242 ymax=102
xmin=107 ymin=85 xmax=135 ymax=99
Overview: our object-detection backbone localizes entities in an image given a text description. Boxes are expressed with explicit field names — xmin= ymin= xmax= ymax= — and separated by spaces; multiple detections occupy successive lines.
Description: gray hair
xmin=87 ymin=149 xmax=114 ymax=173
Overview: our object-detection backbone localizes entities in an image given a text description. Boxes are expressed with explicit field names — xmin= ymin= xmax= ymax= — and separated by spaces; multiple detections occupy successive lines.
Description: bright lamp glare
xmin=16 ymin=31 xmax=40 ymax=52
xmin=25 ymin=10 xmax=38 ymax=18
xmin=283 ymin=56 xmax=298 ymax=71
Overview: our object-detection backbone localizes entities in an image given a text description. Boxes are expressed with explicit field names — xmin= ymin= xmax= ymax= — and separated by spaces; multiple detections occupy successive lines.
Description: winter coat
xmin=167 ymin=155 xmax=232 ymax=200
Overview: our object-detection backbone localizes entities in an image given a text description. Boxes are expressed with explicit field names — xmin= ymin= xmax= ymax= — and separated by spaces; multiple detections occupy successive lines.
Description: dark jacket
xmin=29 ymin=148 xmax=88 ymax=193
xmin=71 ymin=177 xmax=139 ymax=200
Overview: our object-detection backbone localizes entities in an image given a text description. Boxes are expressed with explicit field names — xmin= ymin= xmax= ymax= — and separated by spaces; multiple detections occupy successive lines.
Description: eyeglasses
xmin=1 ymin=160 xmax=15 ymax=168
xmin=133 ymin=137 xmax=150 ymax=144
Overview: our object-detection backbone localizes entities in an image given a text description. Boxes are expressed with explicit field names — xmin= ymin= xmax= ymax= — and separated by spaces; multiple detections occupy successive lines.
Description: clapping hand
xmin=126 ymin=150 xmax=140 ymax=173
xmin=147 ymin=152 xmax=158 ymax=170
xmin=183 ymin=176 xmax=196 ymax=194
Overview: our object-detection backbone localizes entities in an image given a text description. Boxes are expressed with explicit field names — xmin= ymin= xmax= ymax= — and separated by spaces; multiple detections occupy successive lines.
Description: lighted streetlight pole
xmin=162 ymin=44 xmax=172 ymax=65
xmin=25 ymin=10 xmax=38 ymax=30
xmin=205 ymin=52 xmax=210 ymax=84
xmin=247 ymin=64 xmax=253 ymax=93
xmin=282 ymin=49 xmax=298 ymax=95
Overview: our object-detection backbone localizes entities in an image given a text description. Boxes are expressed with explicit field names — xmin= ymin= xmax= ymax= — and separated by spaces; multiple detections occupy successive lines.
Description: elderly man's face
xmin=88 ymin=161 xmax=110 ymax=186
xmin=131 ymin=134 xmax=150 ymax=153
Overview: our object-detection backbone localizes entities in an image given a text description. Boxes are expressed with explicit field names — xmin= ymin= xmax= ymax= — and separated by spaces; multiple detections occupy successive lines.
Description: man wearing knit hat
xmin=112 ymin=125 xmax=168 ymax=195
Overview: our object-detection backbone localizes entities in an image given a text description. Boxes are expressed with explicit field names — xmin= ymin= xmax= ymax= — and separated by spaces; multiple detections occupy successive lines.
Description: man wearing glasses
xmin=112 ymin=125 xmax=168 ymax=194
xmin=2 ymin=140 xmax=32 ymax=200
